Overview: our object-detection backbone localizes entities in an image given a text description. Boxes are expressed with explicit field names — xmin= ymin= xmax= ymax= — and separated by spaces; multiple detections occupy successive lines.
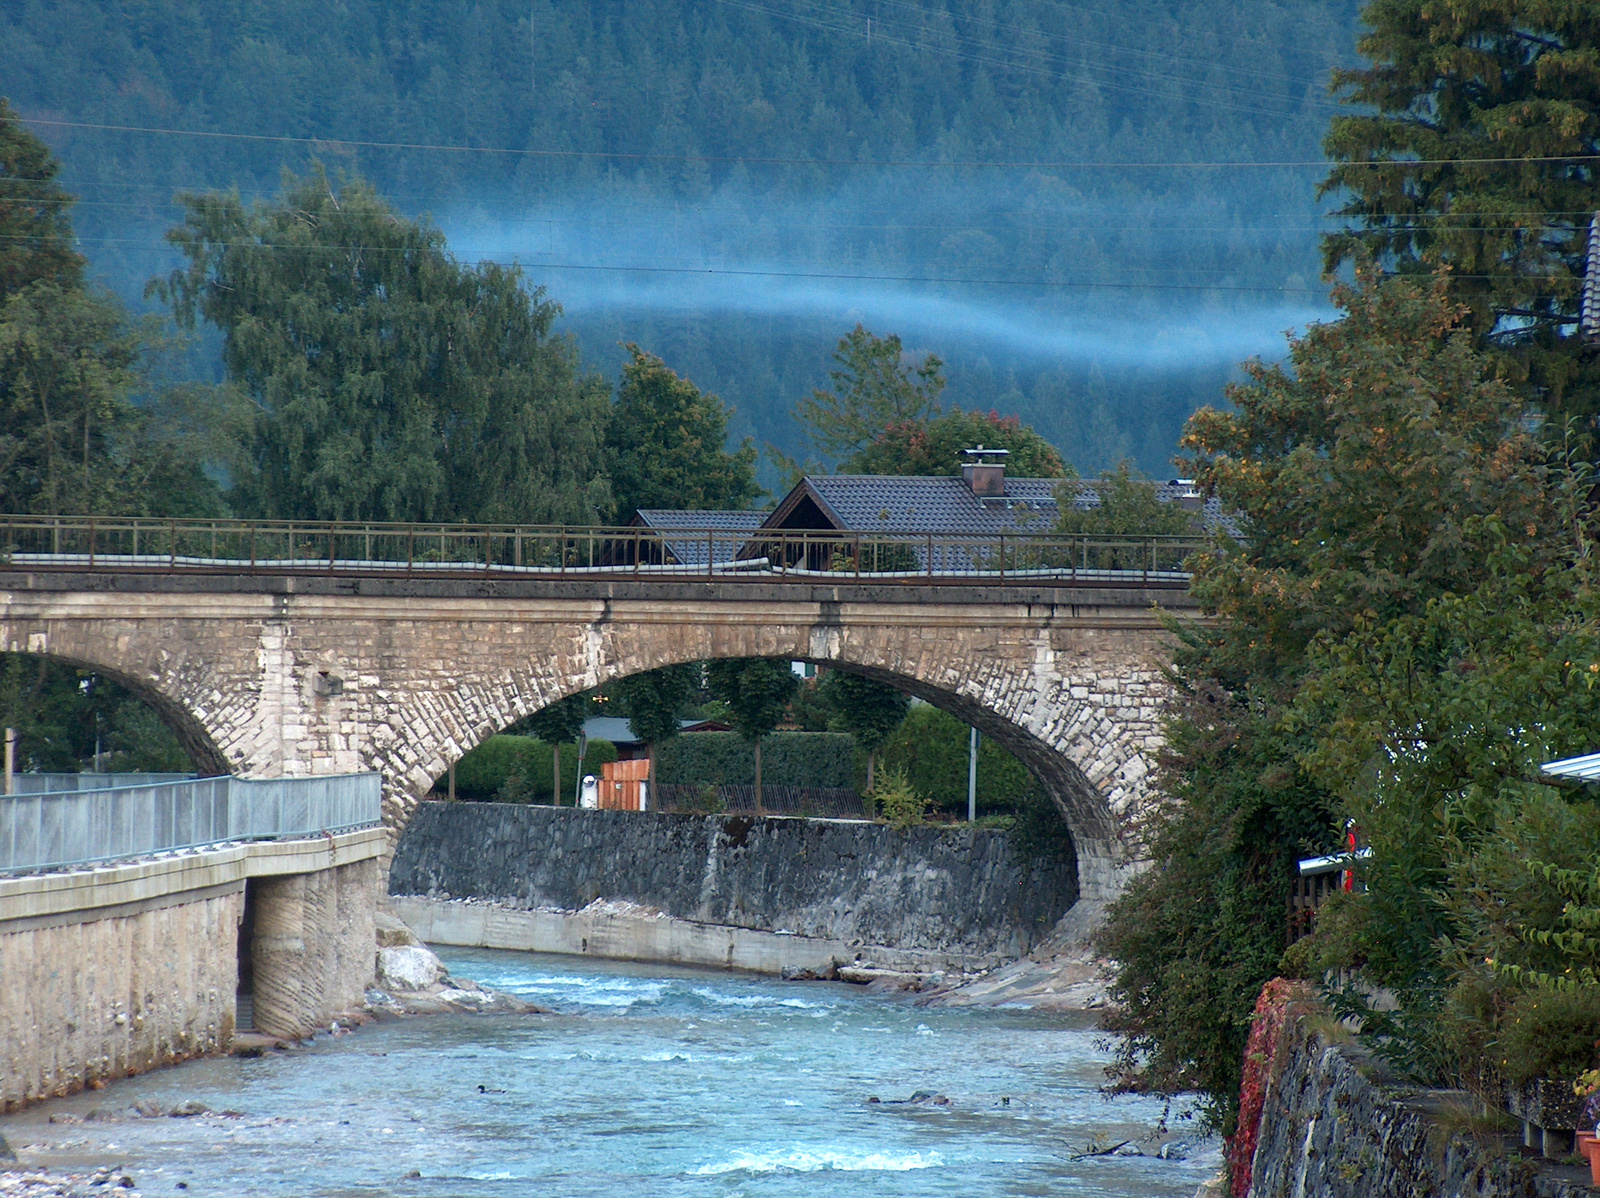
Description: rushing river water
xmin=2 ymin=947 xmax=1218 ymax=1197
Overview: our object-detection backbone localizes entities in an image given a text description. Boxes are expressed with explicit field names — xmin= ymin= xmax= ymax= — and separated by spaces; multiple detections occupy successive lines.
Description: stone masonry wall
xmin=1248 ymin=1010 xmax=1592 ymax=1198
xmin=250 ymin=858 xmax=379 ymax=1038
xmin=0 ymin=575 xmax=1191 ymax=902
xmin=390 ymin=803 xmax=1078 ymax=964
xmin=0 ymin=889 xmax=241 ymax=1112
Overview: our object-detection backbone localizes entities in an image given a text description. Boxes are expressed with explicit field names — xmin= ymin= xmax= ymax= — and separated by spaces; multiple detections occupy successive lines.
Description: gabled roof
xmin=630 ymin=509 xmax=767 ymax=566
xmin=758 ymin=474 xmax=1240 ymax=538
xmin=763 ymin=475 xmax=1059 ymax=536
xmin=582 ymin=716 xmax=733 ymax=746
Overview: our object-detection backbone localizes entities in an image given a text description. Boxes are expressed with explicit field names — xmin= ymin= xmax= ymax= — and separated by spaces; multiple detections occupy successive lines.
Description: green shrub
xmin=656 ymin=731 xmax=855 ymax=788
xmin=447 ymin=734 xmax=616 ymax=800
xmin=875 ymin=705 xmax=1042 ymax=814
xmin=868 ymin=767 xmax=931 ymax=830
xmin=1495 ymin=987 xmax=1600 ymax=1084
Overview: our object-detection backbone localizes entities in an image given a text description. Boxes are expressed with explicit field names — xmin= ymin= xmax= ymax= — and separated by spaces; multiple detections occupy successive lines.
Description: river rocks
xmin=366 ymin=919 xmax=546 ymax=1016
xmin=376 ymin=944 xmax=446 ymax=991
xmin=836 ymin=965 xmax=931 ymax=992
xmin=375 ymin=912 xmax=422 ymax=948
xmin=0 ymin=1170 xmax=142 ymax=1197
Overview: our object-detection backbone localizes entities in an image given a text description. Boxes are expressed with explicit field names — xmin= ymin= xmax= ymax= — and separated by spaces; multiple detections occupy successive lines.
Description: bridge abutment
xmin=0 ymin=830 xmax=384 ymax=1111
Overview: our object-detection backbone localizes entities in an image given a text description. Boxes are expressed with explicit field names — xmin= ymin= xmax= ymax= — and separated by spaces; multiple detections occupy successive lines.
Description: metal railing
xmin=0 ymin=515 xmax=1203 ymax=587
xmin=7 ymin=772 xmax=195 ymax=794
xmin=0 ymin=772 xmax=383 ymax=874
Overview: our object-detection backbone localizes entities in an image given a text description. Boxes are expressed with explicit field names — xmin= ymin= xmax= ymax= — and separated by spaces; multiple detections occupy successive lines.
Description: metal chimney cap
xmin=961 ymin=444 xmax=1010 ymax=461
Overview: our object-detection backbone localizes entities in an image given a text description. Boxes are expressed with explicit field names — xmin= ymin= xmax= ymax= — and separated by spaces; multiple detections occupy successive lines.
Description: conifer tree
xmin=1320 ymin=2 xmax=1600 ymax=415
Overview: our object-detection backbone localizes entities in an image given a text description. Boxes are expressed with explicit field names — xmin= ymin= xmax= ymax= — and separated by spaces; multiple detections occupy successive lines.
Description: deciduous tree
xmin=157 ymin=166 xmax=612 ymax=524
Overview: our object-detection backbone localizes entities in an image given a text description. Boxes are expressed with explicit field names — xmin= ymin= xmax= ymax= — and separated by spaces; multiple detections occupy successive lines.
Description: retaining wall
xmin=1247 ymin=1006 xmax=1594 ymax=1198
xmin=0 ymin=888 xmax=240 ymax=1112
xmin=389 ymin=802 xmax=1078 ymax=969
xmin=0 ymin=829 xmax=385 ymax=1110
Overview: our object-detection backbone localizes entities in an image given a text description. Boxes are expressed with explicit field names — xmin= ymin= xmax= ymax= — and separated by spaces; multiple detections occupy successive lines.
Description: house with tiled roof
xmin=625 ymin=509 xmax=767 ymax=567
xmin=752 ymin=448 xmax=1240 ymax=543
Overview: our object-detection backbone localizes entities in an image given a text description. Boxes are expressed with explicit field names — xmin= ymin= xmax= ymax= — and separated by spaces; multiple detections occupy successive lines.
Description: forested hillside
xmin=1 ymin=0 xmax=1360 ymax=477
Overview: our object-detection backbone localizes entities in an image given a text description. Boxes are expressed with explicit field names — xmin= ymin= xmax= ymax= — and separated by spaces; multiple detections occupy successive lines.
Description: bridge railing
xmin=0 ymin=516 xmax=1205 ymax=586
xmin=0 ymin=772 xmax=383 ymax=874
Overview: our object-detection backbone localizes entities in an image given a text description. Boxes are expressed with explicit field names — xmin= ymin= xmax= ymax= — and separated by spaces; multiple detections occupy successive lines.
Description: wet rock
xmin=868 ymin=1090 xmax=950 ymax=1106
xmin=0 ymin=1132 xmax=12 ymax=1163
xmin=375 ymin=912 xmax=422 ymax=948
xmin=167 ymin=1101 xmax=208 ymax=1118
xmin=836 ymin=966 xmax=927 ymax=991
xmin=376 ymin=945 xmax=446 ymax=991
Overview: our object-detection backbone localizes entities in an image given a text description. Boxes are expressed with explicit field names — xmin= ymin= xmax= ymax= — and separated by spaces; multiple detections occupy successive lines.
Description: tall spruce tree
xmin=1320 ymin=1 xmax=1600 ymax=416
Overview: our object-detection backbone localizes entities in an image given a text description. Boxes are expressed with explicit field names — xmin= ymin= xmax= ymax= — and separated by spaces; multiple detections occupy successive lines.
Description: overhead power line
xmin=16 ymin=116 xmax=1600 ymax=172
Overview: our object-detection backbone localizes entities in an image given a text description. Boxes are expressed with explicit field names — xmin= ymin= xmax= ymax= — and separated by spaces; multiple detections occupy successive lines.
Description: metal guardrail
xmin=0 ymin=516 xmax=1203 ymax=587
xmin=0 ymin=772 xmax=383 ymax=874
xmin=7 ymin=772 xmax=196 ymax=794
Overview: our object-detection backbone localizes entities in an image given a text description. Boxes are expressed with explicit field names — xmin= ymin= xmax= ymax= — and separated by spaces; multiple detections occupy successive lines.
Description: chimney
xmin=961 ymin=445 xmax=1009 ymax=497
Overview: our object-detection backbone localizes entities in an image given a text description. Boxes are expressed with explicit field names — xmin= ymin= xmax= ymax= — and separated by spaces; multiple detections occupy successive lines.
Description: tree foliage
xmin=5 ymin=1 xmax=1362 ymax=476
xmin=609 ymin=664 xmax=702 ymax=785
xmin=705 ymin=657 xmax=800 ymax=810
xmin=1320 ymin=2 xmax=1600 ymax=416
xmin=517 ymin=693 xmax=593 ymax=806
xmin=793 ymin=326 xmax=944 ymax=462
xmin=0 ymin=654 xmax=193 ymax=774
xmin=1097 ymin=269 xmax=1555 ymax=1131
xmin=848 ymin=406 xmax=1070 ymax=478
xmin=818 ymin=669 xmax=909 ymax=788
xmin=0 ymin=108 xmax=226 ymax=517
xmin=158 ymin=166 xmax=613 ymax=524
xmin=1054 ymin=462 xmax=1198 ymax=536
xmin=606 ymin=344 xmax=760 ymax=520
xmin=0 ymin=97 xmax=82 ymax=301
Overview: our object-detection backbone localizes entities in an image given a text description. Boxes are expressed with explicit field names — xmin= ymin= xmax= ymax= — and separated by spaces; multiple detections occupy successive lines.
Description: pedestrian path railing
xmin=0 ymin=516 xmax=1204 ymax=588
xmin=7 ymin=772 xmax=196 ymax=794
xmin=0 ymin=772 xmax=383 ymax=874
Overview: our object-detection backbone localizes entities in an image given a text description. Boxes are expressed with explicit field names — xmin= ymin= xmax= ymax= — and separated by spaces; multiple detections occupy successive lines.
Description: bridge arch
xmin=0 ymin=647 xmax=231 ymax=776
xmin=0 ymin=576 xmax=1190 ymax=904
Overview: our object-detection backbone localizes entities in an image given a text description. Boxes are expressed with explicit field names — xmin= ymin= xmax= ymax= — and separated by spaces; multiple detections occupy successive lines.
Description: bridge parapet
xmin=0 ymin=514 xmax=1201 ymax=589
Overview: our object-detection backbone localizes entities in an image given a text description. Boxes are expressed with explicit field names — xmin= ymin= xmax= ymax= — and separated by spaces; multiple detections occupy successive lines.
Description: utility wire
xmin=17 ymin=116 xmax=1600 ymax=171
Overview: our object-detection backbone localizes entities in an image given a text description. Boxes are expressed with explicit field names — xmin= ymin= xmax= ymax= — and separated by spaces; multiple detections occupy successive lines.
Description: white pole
xmin=967 ymin=726 xmax=978 ymax=822
xmin=4 ymin=727 xmax=14 ymax=796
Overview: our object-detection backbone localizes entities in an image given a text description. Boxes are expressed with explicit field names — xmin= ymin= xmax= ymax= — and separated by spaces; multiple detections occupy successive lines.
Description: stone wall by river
xmin=1244 ymin=999 xmax=1593 ymax=1198
xmin=389 ymin=803 xmax=1077 ymax=963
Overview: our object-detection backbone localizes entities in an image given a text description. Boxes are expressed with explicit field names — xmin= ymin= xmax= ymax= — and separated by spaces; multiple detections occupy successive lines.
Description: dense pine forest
xmin=1 ymin=0 xmax=1360 ymax=479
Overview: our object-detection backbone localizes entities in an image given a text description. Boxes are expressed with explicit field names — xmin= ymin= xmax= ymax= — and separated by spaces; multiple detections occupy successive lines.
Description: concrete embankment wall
xmin=389 ymin=803 xmax=1077 ymax=972
xmin=0 ymin=886 xmax=241 ymax=1113
xmin=1247 ymin=1007 xmax=1592 ymax=1198
xmin=0 ymin=829 xmax=384 ymax=1111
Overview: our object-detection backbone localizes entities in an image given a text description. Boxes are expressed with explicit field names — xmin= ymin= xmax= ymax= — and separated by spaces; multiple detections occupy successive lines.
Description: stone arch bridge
xmin=0 ymin=571 xmax=1199 ymax=906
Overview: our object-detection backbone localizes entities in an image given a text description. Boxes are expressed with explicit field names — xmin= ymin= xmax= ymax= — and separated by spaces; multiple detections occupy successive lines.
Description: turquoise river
xmin=1 ymin=946 xmax=1219 ymax=1196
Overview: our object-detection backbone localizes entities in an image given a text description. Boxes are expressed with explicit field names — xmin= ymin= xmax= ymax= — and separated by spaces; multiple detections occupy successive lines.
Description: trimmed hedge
xmin=876 ymin=705 xmax=1042 ymax=814
xmin=656 ymin=731 xmax=856 ymax=789
xmin=445 ymin=734 xmax=618 ymax=800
